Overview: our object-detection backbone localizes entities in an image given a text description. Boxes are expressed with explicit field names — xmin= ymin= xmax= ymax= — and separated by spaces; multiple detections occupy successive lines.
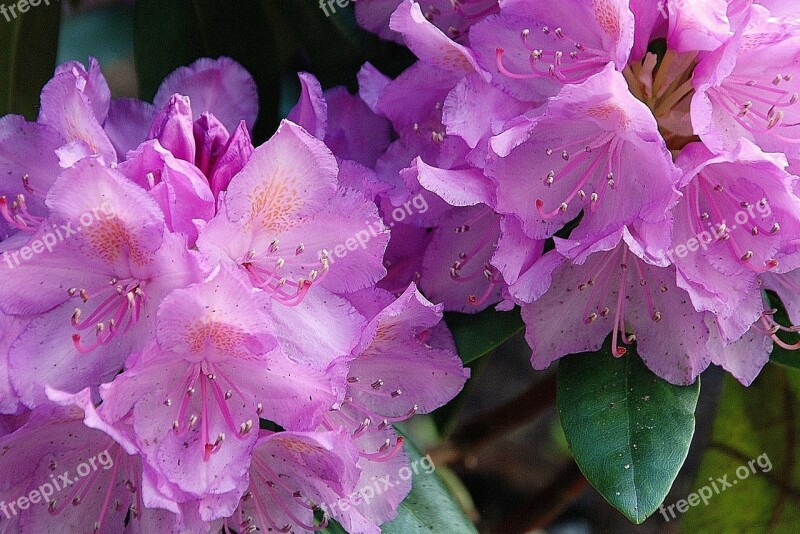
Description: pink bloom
xmin=0 ymin=392 xmax=184 ymax=533
xmin=691 ymin=4 xmax=800 ymax=157
xmin=469 ymin=0 xmax=635 ymax=102
xmin=520 ymin=225 xmax=711 ymax=385
xmin=197 ymin=120 xmax=389 ymax=303
xmin=0 ymin=159 xmax=203 ymax=407
xmin=486 ymin=64 xmax=680 ymax=247
xmin=671 ymin=141 xmax=800 ymax=344
xmin=98 ymin=265 xmax=343 ymax=506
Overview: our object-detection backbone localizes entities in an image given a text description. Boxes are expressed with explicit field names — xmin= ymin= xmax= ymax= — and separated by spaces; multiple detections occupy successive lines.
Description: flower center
xmin=624 ymin=48 xmax=700 ymax=150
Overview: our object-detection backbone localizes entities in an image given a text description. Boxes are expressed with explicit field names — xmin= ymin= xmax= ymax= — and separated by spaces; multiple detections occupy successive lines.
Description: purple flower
xmin=469 ymin=0 xmax=635 ymax=102
xmin=0 ymin=159 xmax=204 ymax=407
xmin=356 ymin=0 xmax=499 ymax=44
xmin=518 ymin=225 xmax=711 ymax=385
xmin=486 ymin=64 xmax=680 ymax=247
xmin=97 ymin=265 xmax=343 ymax=512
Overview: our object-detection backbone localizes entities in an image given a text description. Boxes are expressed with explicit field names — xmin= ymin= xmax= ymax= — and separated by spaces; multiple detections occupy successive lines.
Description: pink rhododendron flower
xmin=346 ymin=0 xmax=800 ymax=388
xmin=0 ymin=53 xmax=470 ymax=533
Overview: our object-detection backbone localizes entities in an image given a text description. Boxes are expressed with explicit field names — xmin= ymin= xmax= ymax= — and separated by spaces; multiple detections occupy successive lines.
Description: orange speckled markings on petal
xmin=441 ymin=47 xmax=474 ymax=72
xmin=586 ymin=102 xmax=632 ymax=129
xmin=592 ymin=0 xmax=621 ymax=36
xmin=277 ymin=437 xmax=325 ymax=455
xmin=186 ymin=319 xmax=248 ymax=353
xmin=247 ymin=169 xmax=303 ymax=233
xmin=84 ymin=218 xmax=152 ymax=265
xmin=373 ymin=322 xmax=400 ymax=345
xmin=61 ymin=103 xmax=101 ymax=155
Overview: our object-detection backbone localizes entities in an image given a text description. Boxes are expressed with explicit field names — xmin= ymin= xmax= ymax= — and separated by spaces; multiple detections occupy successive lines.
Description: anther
xmin=239 ymin=420 xmax=254 ymax=435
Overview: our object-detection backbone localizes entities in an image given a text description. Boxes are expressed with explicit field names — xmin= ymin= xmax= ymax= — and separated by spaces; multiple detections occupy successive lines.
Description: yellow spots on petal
xmin=185 ymin=318 xmax=247 ymax=353
xmin=62 ymin=109 xmax=99 ymax=155
xmin=592 ymin=0 xmax=621 ymax=36
xmin=84 ymin=217 xmax=151 ymax=265
xmin=247 ymin=169 xmax=303 ymax=233
xmin=374 ymin=322 xmax=400 ymax=345
xmin=277 ymin=437 xmax=325 ymax=455
xmin=440 ymin=47 xmax=474 ymax=72
xmin=585 ymin=102 xmax=632 ymax=129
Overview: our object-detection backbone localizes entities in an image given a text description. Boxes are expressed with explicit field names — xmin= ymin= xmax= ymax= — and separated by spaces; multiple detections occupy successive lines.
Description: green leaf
xmin=557 ymin=340 xmax=700 ymax=523
xmin=381 ymin=432 xmax=478 ymax=534
xmin=444 ymin=306 xmax=525 ymax=364
xmin=133 ymin=0 xmax=280 ymax=142
xmin=681 ymin=365 xmax=800 ymax=532
xmin=260 ymin=0 xmax=414 ymax=91
xmin=0 ymin=0 xmax=61 ymax=119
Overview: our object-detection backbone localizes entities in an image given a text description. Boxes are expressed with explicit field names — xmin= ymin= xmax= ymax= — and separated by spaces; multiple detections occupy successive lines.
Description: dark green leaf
xmin=381 ymin=431 xmax=478 ymax=534
xmin=558 ymin=340 xmax=699 ymax=523
xmin=444 ymin=306 xmax=525 ymax=364
xmin=319 ymin=518 xmax=349 ymax=534
xmin=260 ymin=0 xmax=414 ymax=90
xmin=681 ymin=365 xmax=800 ymax=532
xmin=133 ymin=0 xmax=280 ymax=141
xmin=0 ymin=0 xmax=61 ymax=119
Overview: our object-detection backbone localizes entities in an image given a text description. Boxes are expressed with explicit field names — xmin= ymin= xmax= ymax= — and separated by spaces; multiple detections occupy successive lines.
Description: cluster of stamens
xmin=242 ymin=239 xmax=330 ymax=306
xmin=496 ymin=25 xmax=608 ymax=84
xmin=70 ymin=277 xmax=147 ymax=353
xmin=536 ymin=133 xmax=619 ymax=217
xmin=164 ymin=363 xmax=259 ymax=461
xmin=577 ymin=246 xmax=666 ymax=357
xmin=0 ymin=175 xmax=44 ymax=232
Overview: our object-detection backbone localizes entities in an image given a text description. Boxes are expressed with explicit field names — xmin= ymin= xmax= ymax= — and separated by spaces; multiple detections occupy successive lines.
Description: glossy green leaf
xmin=558 ymin=340 xmax=699 ymax=523
xmin=444 ymin=307 xmax=525 ymax=364
xmin=133 ymin=0 xmax=280 ymax=141
xmin=381 ymin=432 xmax=478 ymax=534
xmin=681 ymin=365 xmax=800 ymax=532
xmin=0 ymin=0 xmax=61 ymax=119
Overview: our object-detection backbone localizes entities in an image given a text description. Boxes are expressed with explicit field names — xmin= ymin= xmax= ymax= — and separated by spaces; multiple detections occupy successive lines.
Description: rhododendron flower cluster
xmin=0 ymin=58 xmax=469 ymax=532
xmin=349 ymin=0 xmax=800 ymax=386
